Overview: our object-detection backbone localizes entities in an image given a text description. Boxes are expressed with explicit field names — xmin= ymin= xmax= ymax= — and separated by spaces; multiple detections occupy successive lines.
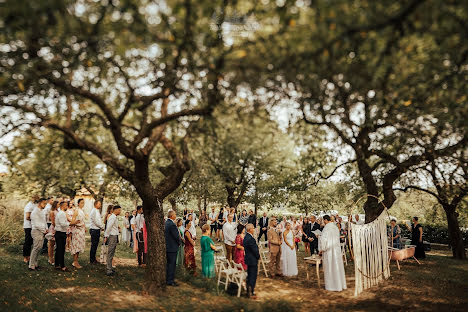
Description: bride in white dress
xmin=281 ymin=222 xmax=298 ymax=277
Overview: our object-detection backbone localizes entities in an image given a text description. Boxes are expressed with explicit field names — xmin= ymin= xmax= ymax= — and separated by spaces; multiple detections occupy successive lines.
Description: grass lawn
xmin=1 ymin=234 xmax=467 ymax=312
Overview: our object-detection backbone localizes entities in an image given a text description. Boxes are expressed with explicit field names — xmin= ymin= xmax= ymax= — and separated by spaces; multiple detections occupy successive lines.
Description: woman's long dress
xmin=176 ymin=227 xmax=185 ymax=266
xmin=411 ymin=224 xmax=426 ymax=259
xmin=184 ymin=230 xmax=196 ymax=272
xmin=234 ymin=234 xmax=247 ymax=270
xmin=281 ymin=230 xmax=298 ymax=276
xmin=70 ymin=209 xmax=86 ymax=255
xmin=200 ymin=235 xmax=215 ymax=278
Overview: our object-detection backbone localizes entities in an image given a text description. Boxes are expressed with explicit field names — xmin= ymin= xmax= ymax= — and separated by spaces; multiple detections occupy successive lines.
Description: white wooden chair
xmin=230 ymin=260 xmax=248 ymax=297
xmin=214 ymin=245 xmax=226 ymax=273
xmin=217 ymin=258 xmax=238 ymax=290
xmin=341 ymin=242 xmax=348 ymax=265
xmin=259 ymin=247 xmax=270 ymax=277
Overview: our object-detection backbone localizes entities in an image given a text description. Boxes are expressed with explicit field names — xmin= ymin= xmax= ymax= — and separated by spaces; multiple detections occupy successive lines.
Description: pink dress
xmin=234 ymin=234 xmax=247 ymax=270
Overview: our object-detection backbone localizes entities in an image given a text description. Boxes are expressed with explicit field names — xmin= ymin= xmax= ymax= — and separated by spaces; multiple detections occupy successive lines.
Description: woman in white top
xmin=123 ymin=212 xmax=131 ymax=246
xmin=281 ymin=222 xmax=298 ymax=277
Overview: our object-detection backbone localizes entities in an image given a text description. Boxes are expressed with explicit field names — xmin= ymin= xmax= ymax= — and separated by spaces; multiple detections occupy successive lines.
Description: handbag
xmin=226 ymin=282 xmax=239 ymax=296
xmin=99 ymin=243 xmax=108 ymax=263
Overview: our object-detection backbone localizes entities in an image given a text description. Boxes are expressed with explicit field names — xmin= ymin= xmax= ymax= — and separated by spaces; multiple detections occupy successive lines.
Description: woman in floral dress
xmin=184 ymin=220 xmax=196 ymax=275
xmin=70 ymin=199 xmax=86 ymax=268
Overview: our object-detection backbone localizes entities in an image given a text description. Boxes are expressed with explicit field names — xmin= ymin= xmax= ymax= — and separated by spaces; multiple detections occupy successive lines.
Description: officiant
xmin=319 ymin=215 xmax=347 ymax=292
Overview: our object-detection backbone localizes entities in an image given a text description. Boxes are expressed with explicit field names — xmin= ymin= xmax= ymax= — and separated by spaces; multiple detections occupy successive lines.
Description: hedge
xmin=398 ymin=223 xmax=468 ymax=247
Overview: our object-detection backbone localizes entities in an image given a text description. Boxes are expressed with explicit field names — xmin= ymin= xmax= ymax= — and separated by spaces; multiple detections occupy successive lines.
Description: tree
xmin=245 ymin=0 xmax=467 ymax=222
xmin=396 ymin=153 xmax=467 ymax=259
xmin=194 ymin=107 xmax=296 ymax=210
xmin=0 ymin=0 xmax=262 ymax=291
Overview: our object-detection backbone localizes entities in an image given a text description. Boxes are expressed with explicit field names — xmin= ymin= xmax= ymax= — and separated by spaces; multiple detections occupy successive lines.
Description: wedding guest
xmin=122 ymin=212 xmax=130 ymax=246
xmin=104 ymin=205 xmax=121 ymax=276
xmin=182 ymin=208 xmax=188 ymax=221
xmin=278 ymin=216 xmax=287 ymax=232
xmin=247 ymin=210 xmax=257 ymax=228
xmin=200 ymin=224 xmax=216 ymax=278
xmin=65 ymin=201 xmax=76 ymax=252
xmin=239 ymin=209 xmax=249 ymax=226
xmin=223 ymin=214 xmax=237 ymax=261
xmin=70 ymin=199 xmax=86 ymax=269
xmin=338 ymin=222 xmax=346 ymax=244
xmin=187 ymin=213 xmax=197 ymax=239
xmin=199 ymin=210 xmax=208 ymax=228
xmin=165 ymin=210 xmax=182 ymax=286
xmin=408 ymin=217 xmax=425 ymax=259
xmin=258 ymin=212 xmax=269 ymax=242
xmin=281 ymin=222 xmax=298 ymax=277
xmin=23 ymin=195 xmax=38 ymax=263
xmin=47 ymin=201 xmax=59 ymax=265
xmin=230 ymin=208 xmax=237 ymax=223
xmin=55 ymin=201 xmax=71 ymax=272
xmin=41 ymin=198 xmax=53 ymax=254
xmin=129 ymin=210 xmax=136 ymax=248
xmin=234 ymin=224 xmax=247 ymax=270
xmin=302 ymin=217 xmax=311 ymax=255
xmin=29 ymin=198 xmax=48 ymax=271
xmin=389 ymin=219 xmax=401 ymax=249
xmin=216 ymin=207 xmax=225 ymax=242
xmin=184 ymin=219 xmax=196 ymax=275
xmin=135 ymin=206 xmax=146 ymax=267
xmin=89 ymin=199 xmax=103 ymax=264
xmin=354 ymin=214 xmax=364 ymax=225
xmin=267 ymin=217 xmax=282 ymax=277
xmin=244 ymin=224 xmax=260 ymax=299
xmin=176 ymin=218 xmax=185 ymax=266
xmin=208 ymin=208 xmax=217 ymax=238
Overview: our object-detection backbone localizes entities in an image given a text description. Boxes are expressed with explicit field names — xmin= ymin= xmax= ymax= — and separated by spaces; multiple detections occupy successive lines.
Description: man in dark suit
xmin=244 ymin=223 xmax=260 ymax=299
xmin=165 ymin=210 xmax=181 ymax=286
xmin=258 ymin=212 xmax=269 ymax=242
xmin=310 ymin=215 xmax=321 ymax=254
xmin=248 ymin=210 xmax=257 ymax=228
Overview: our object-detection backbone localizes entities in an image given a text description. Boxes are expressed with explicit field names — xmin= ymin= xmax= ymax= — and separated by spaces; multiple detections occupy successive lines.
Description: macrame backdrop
xmin=351 ymin=208 xmax=391 ymax=296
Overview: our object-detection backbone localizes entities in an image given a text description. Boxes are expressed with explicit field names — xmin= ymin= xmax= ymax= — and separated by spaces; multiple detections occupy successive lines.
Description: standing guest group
xmin=23 ymin=196 xmax=425 ymax=299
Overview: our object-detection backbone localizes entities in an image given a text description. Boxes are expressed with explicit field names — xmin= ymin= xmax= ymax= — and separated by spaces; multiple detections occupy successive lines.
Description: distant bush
xmin=399 ymin=223 xmax=468 ymax=247
xmin=0 ymin=199 xmax=25 ymax=247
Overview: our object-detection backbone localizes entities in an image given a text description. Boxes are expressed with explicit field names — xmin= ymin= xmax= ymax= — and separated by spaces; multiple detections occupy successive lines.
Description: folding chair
xmin=231 ymin=260 xmax=248 ymax=297
xmin=217 ymin=258 xmax=238 ymax=290
xmin=341 ymin=242 xmax=348 ymax=265
xmin=259 ymin=248 xmax=270 ymax=277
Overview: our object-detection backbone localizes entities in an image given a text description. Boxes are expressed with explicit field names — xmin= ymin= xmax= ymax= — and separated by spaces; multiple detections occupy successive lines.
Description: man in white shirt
xmin=23 ymin=195 xmax=39 ymax=263
xmin=354 ymin=214 xmax=365 ymax=225
xmin=29 ymin=198 xmax=48 ymax=270
xmin=134 ymin=206 xmax=146 ymax=267
xmin=89 ymin=199 xmax=103 ymax=264
xmin=223 ymin=214 xmax=237 ymax=261
xmin=55 ymin=201 xmax=71 ymax=271
xmin=41 ymin=198 xmax=53 ymax=254
xmin=208 ymin=208 xmax=217 ymax=238
xmin=104 ymin=205 xmax=121 ymax=276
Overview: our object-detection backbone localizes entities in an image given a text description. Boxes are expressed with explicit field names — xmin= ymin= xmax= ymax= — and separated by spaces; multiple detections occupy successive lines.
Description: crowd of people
xmin=22 ymin=195 xmax=425 ymax=298
xmin=22 ymin=195 xmax=148 ymax=276
xmin=163 ymin=207 xmax=356 ymax=297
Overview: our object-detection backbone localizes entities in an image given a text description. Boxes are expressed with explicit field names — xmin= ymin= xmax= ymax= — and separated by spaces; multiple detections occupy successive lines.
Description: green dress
xmin=176 ymin=227 xmax=185 ymax=266
xmin=200 ymin=235 xmax=215 ymax=278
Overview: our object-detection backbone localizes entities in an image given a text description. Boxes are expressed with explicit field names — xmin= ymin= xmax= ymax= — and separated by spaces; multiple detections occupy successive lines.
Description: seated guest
xmin=200 ymin=224 xmax=216 ymax=278
xmin=244 ymin=224 xmax=260 ymax=299
xmin=389 ymin=219 xmax=401 ymax=249
xmin=234 ymin=224 xmax=247 ymax=270
xmin=184 ymin=220 xmax=197 ymax=275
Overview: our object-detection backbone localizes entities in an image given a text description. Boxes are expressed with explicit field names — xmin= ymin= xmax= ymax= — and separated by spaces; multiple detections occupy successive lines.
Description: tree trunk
xmin=142 ymin=194 xmax=167 ymax=292
xmin=203 ymin=191 xmax=207 ymax=212
xmin=197 ymin=194 xmax=202 ymax=216
xmin=444 ymin=205 xmax=466 ymax=259
xmin=226 ymin=185 xmax=236 ymax=208
xmin=134 ymin=158 xmax=167 ymax=292
xmin=168 ymin=197 xmax=177 ymax=214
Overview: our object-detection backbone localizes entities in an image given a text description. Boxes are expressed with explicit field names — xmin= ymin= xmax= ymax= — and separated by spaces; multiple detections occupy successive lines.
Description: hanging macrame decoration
xmin=351 ymin=196 xmax=391 ymax=296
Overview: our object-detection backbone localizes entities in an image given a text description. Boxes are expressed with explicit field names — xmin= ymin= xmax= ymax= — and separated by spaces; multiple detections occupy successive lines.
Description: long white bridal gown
xmin=281 ymin=230 xmax=298 ymax=276
xmin=320 ymin=222 xmax=347 ymax=291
